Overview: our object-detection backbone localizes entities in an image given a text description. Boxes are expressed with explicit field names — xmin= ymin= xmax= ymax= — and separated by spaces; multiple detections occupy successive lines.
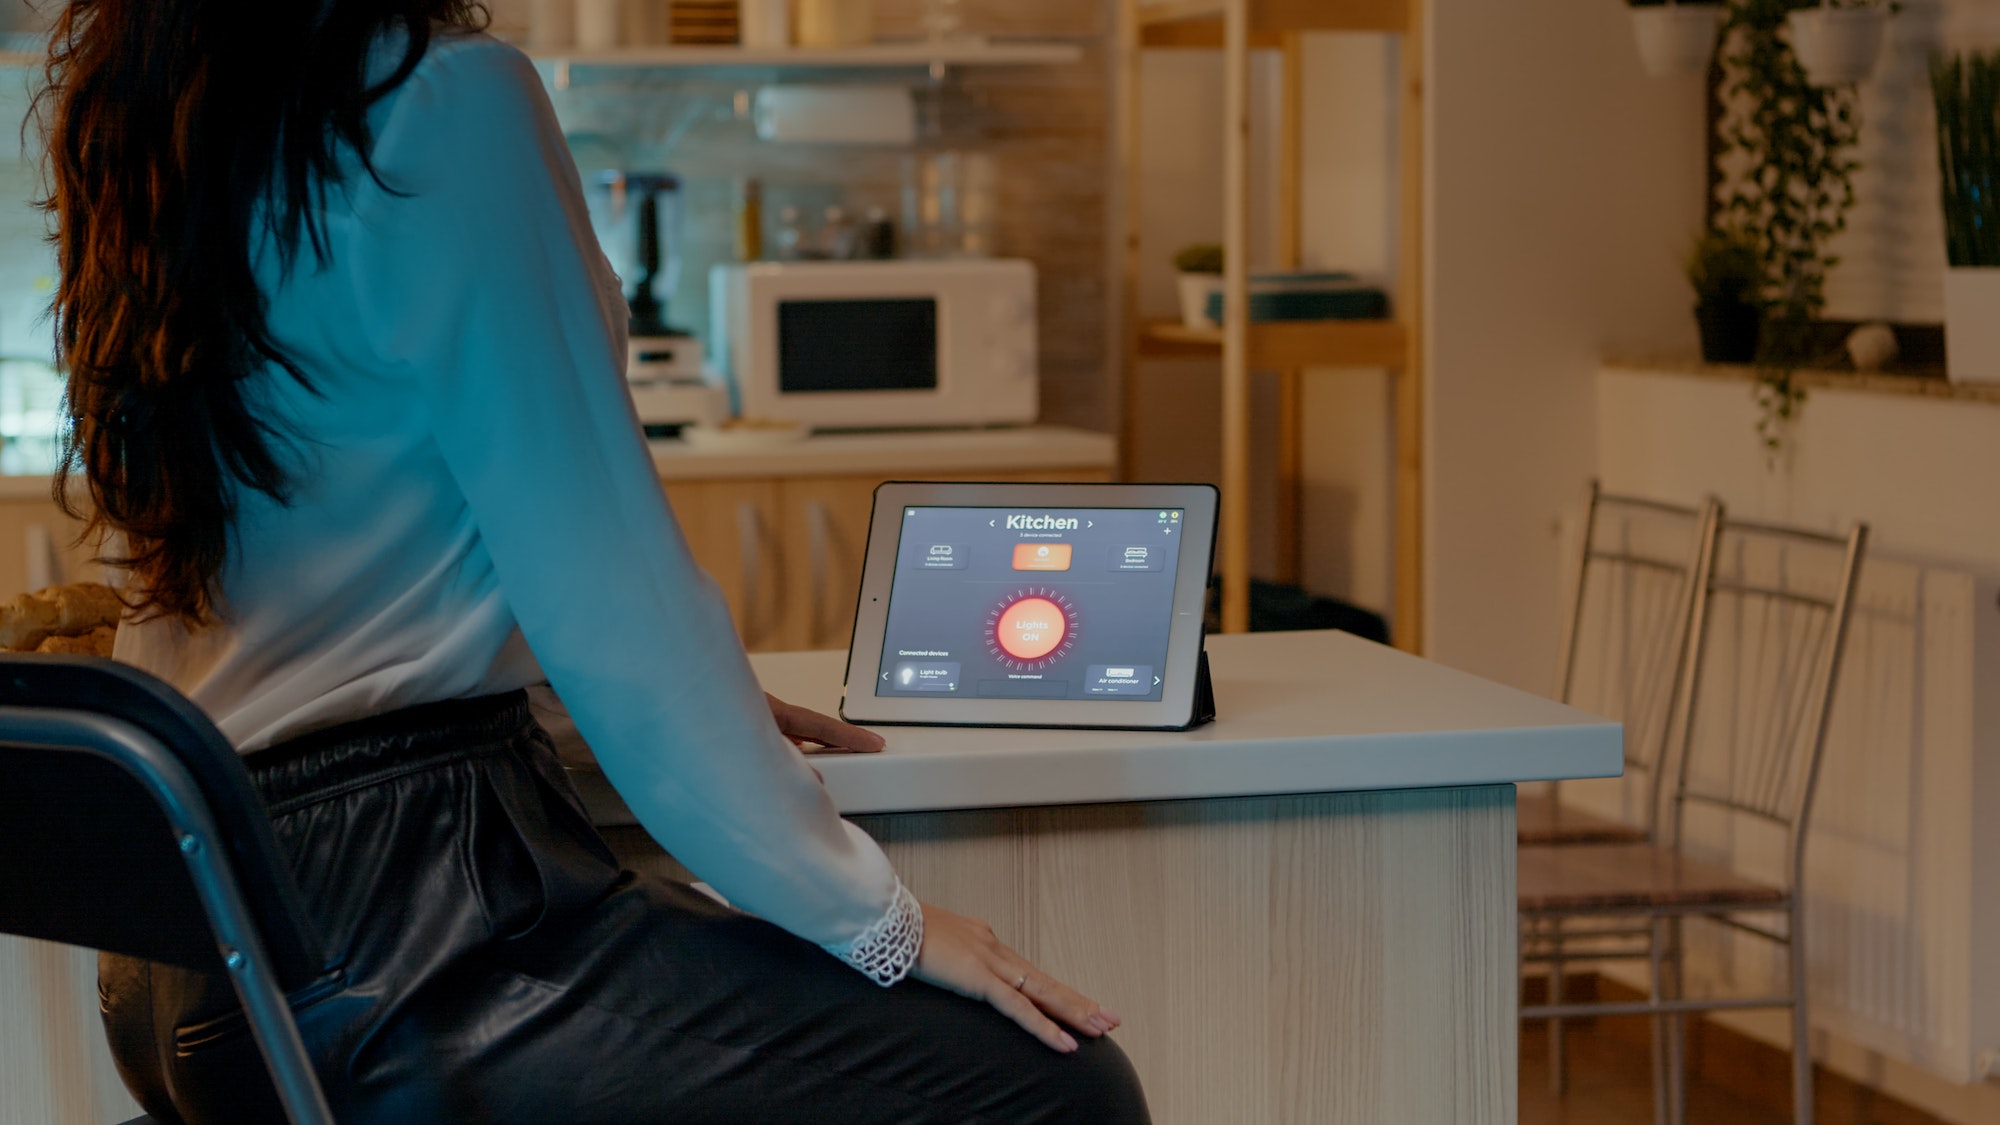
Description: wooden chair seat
xmin=1518 ymin=842 xmax=1787 ymax=914
xmin=1515 ymin=793 xmax=1647 ymax=846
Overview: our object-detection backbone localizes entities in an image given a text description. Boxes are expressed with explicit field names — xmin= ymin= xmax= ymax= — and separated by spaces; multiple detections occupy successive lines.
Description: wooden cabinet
xmin=0 ymin=427 xmax=1118 ymax=649
xmin=0 ymin=494 xmax=96 ymax=597
xmin=664 ymin=465 xmax=1113 ymax=653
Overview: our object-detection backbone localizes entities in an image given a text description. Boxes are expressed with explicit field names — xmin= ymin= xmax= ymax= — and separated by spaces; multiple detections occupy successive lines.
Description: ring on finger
xmin=1013 ymin=972 xmax=1028 ymax=991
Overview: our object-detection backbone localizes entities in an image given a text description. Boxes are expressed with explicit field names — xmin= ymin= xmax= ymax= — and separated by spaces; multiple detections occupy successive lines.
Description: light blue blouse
xmin=115 ymin=31 xmax=918 ymax=977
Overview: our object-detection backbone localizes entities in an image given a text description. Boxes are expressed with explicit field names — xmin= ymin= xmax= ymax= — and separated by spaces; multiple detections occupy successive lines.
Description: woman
xmin=43 ymin=1 xmax=1148 ymax=1121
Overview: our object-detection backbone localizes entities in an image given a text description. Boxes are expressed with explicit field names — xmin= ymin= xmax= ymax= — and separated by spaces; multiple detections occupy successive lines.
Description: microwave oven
xmin=707 ymin=259 xmax=1038 ymax=430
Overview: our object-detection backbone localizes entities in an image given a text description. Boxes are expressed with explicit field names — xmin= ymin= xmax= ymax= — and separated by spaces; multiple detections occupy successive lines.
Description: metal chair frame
xmin=1549 ymin=480 xmax=1719 ymax=831
xmin=1520 ymin=514 xmax=1868 ymax=1125
xmin=1533 ymin=483 xmax=1719 ymax=1089
xmin=0 ymin=702 xmax=337 ymax=1125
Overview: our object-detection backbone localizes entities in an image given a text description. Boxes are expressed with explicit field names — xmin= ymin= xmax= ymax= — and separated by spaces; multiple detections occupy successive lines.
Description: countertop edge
xmin=567 ymin=720 xmax=1624 ymax=823
xmin=1602 ymin=356 xmax=2000 ymax=407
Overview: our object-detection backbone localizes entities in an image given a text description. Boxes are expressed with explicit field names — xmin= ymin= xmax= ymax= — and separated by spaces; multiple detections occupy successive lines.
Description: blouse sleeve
xmin=342 ymin=35 xmax=919 ymax=982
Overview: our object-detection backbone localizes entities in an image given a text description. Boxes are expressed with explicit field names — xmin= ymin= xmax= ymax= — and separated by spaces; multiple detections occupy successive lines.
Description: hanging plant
xmin=1715 ymin=0 xmax=1862 ymax=453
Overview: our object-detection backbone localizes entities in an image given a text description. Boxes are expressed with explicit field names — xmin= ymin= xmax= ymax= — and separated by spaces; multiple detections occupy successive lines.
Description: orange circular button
xmin=996 ymin=596 xmax=1066 ymax=661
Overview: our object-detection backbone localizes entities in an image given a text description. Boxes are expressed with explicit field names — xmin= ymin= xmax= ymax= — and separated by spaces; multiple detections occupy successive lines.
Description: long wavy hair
xmin=39 ymin=0 xmax=487 ymax=623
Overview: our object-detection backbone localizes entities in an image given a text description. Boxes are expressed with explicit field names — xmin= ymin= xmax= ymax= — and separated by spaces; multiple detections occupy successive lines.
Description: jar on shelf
xmin=796 ymin=0 xmax=873 ymax=48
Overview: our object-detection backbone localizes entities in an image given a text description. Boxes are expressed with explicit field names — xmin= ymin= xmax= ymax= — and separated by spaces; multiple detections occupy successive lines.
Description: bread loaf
xmin=0 ymin=582 xmax=124 ymax=652
xmin=34 ymin=625 xmax=117 ymax=657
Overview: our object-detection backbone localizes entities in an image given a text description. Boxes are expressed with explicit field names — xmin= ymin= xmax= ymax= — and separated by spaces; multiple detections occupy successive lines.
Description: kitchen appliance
xmin=590 ymin=171 xmax=728 ymax=434
xmin=708 ymin=258 xmax=1037 ymax=430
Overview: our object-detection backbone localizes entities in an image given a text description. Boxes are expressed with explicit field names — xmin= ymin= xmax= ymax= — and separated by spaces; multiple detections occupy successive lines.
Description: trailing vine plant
xmin=1715 ymin=0 xmax=1862 ymax=454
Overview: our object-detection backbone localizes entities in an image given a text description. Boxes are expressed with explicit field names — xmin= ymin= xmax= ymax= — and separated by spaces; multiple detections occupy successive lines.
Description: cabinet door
xmin=776 ymin=466 xmax=1117 ymax=654
xmin=777 ymin=477 xmax=880 ymax=652
xmin=0 ymin=498 xmax=97 ymax=597
xmin=660 ymin=479 xmax=789 ymax=652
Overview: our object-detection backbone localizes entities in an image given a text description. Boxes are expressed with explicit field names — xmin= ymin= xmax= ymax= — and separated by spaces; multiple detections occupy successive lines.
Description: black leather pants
xmin=99 ymin=692 xmax=1150 ymax=1124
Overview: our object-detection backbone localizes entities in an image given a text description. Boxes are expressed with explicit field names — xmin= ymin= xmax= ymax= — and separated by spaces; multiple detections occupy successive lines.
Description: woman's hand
xmin=766 ymin=694 xmax=885 ymax=755
xmin=913 ymin=901 xmax=1122 ymax=1054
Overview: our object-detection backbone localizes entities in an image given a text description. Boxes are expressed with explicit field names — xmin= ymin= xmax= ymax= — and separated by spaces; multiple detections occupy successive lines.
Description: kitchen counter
xmin=575 ymin=629 xmax=1619 ymax=822
xmin=579 ymin=629 xmax=1618 ymax=1124
xmin=0 ymin=426 xmax=1117 ymax=496
xmin=647 ymin=424 xmax=1115 ymax=481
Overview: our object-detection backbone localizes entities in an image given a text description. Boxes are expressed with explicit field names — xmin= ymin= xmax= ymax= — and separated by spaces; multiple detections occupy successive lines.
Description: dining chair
xmin=0 ymin=653 xmax=339 ymax=1125
xmin=1519 ymin=514 xmax=1869 ymax=1125
xmin=1525 ymin=481 xmax=1719 ymax=848
xmin=1526 ymin=484 xmax=1720 ymax=1091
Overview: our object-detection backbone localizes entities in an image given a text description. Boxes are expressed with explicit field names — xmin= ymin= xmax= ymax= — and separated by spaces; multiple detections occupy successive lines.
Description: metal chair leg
xmin=1791 ymin=902 xmax=1814 ymax=1125
xmin=1548 ymin=917 xmax=1567 ymax=1097
xmin=1649 ymin=916 xmax=1670 ymax=1125
xmin=1668 ymin=915 xmax=1687 ymax=1125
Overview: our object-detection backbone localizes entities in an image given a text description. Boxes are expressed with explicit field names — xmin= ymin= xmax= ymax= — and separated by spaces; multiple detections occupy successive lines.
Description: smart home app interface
xmin=877 ymin=507 xmax=1185 ymax=702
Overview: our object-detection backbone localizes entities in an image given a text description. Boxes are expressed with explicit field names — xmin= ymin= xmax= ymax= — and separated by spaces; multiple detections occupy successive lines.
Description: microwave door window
xmin=777 ymin=298 xmax=939 ymax=393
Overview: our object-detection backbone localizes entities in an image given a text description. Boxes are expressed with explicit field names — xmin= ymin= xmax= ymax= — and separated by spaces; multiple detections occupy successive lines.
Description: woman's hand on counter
xmin=766 ymin=693 xmax=885 ymax=755
xmin=912 ymin=901 xmax=1122 ymax=1054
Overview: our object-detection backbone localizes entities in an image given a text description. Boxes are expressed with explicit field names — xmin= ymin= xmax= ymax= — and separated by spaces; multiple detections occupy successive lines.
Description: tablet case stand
xmin=1187 ymin=646 xmax=1217 ymax=729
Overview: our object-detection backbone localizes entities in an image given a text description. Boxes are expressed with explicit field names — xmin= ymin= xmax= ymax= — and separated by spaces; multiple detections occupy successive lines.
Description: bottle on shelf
xmin=796 ymin=0 xmax=873 ymax=48
xmin=739 ymin=0 xmax=790 ymax=48
xmin=863 ymin=205 xmax=897 ymax=259
xmin=820 ymin=204 xmax=858 ymax=260
xmin=773 ymin=205 xmax=807 ymax=260
xmin=735 ymin=178 xmax=764 ymax=262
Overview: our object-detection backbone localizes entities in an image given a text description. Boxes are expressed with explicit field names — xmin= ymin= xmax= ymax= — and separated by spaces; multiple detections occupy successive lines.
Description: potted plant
xmin=1173 ymin=243 xmax=1224 ymax=331
xmin=1628 ymin=0 xmax=1727 ymax=79
xmin=1686 ymin=228 xmax=1766 ymax=363
xmin=1933 ymin=50 xmax=2000 ymax=384
xmin=1785 ymin=0 xmax=1891 ymax=88
xmin=1716 ymin=0 xmax=1862 ymax=452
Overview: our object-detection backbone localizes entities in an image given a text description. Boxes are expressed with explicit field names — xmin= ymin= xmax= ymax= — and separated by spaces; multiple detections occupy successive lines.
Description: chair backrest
xmin=0 ymin=654 xmax=323 ymax=988
xmin=1554 ymin=481 xmax=1719 ymax=832
xmin=1666 ymin=515 xmax=1868 ymax=892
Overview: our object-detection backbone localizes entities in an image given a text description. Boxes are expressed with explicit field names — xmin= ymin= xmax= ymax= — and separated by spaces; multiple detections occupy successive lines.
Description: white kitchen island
xmin=576 ymin=629 xmax=1623 ymax=1125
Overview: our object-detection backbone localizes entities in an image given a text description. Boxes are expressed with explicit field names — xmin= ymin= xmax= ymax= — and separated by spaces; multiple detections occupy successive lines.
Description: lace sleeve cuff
xmin=823 ymin=879 xmax=924 ymax=987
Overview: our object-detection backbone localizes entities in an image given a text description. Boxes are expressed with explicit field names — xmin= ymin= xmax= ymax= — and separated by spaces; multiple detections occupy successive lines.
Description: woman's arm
xmin=344 ymin=34 xmax=911 ymax=970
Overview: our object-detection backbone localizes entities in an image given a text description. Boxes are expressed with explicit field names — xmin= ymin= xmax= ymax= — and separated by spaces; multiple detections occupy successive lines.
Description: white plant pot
xmin=1943 ymin=267 xmax=2000 ymax=384
xmin=1629 ymin=5 xmax=1725 ymax=78
xmin=1785 ymin=7 xmax=1888 ymax=87
xmin=1177 ymin=273 xmax=1224 ymax=331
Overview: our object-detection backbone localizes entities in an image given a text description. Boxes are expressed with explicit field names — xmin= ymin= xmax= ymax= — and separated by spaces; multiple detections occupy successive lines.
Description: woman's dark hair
xmin=39 ymin=0 xmax=487 ymax=623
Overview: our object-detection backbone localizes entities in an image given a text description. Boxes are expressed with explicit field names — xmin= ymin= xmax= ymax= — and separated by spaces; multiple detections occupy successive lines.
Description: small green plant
xmin=1932 ymin=51 xmax=2000 ymax=268
xmin=1173 ymin=243 xmax=1224 ymax=274
xmin=1685 ymin=227 xmax=1765 ymax=306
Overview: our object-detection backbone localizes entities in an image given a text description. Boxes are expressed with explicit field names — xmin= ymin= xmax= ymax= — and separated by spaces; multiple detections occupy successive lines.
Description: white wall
xmin=1425 ymin=0 xmax=1704 ymax=689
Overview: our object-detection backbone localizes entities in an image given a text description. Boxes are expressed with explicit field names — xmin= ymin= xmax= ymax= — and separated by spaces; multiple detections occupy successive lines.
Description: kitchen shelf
xmin=1136 ymin=318 xmax=1407 ymax=369
xmin=1119 ymin=0 xmax=1424 ymax=649
xmin=528 ymin=40 xmax=1084 ymax=71
xmin=1137 ymin=0 xmax=1407 ymax=41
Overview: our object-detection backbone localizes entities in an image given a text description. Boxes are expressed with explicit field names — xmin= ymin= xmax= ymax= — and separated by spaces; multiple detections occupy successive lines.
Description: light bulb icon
xmin=900 ymin=667 xmax=914 ymax=685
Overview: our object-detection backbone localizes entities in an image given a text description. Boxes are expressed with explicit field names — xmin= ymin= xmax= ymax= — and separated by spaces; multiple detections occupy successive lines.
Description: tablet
xmin=841 ymin=482 xmax=1218 ymax=730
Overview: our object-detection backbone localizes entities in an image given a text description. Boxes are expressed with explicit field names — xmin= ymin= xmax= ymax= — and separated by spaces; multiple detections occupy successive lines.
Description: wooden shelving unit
xmin=1136 ymin=318 xmax=1409 ymax=369
xmin=1118 ymin=0 xmax=1424 ymax=651
xmin=530 ymin=40 xmax=1084 ymax=76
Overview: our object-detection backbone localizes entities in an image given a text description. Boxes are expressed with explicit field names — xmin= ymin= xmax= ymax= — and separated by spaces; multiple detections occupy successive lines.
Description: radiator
xmin=1562 ymin=554 xmax=2000 ymax=1086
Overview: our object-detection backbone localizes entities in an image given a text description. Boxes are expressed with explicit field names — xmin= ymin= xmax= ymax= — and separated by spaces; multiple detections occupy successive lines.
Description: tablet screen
xmin=876 ymin=506 xmax=1187 ymax=702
